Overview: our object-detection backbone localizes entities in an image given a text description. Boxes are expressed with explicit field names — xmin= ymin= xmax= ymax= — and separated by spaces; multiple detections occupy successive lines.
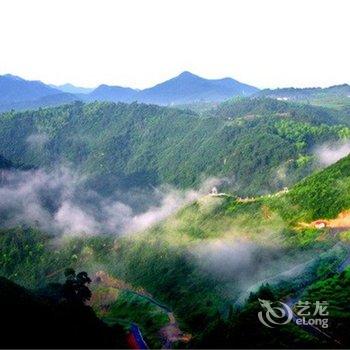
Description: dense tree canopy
xmin=0 ymin=98 xmax=348 ymax=196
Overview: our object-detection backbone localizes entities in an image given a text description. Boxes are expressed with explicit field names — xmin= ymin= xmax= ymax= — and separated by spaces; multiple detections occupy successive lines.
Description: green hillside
xmin=209 ymin=97 xmax=349 ymax=124
xmin=3 ymin=154 xmax=350 ymax=347
xmin=268 ymin=154 xmax=350 ymax=222
xmin=1 ymin=99 xmax=350 ymax=347
xmin=256 ymin=84 xmax=350 ymax=110
xmin=0 ymin=99 xmax=349 ymax=196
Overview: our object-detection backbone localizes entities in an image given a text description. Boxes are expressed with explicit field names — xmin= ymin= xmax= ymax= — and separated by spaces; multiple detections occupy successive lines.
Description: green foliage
xmin=0 ymin=227 xmax=64 ymax=287
xmin=299 ymin=267 xmax=350 ymax=345
xmin=106 ymin=235 xmax=223 ymax=332
xmin=275 ymin=119 xmax=347 ymax=146
xmin=0 ymin=226 xmax=114 ymax=288
xmin=339 ymin=231 xmax=350 ymax=242
xmin=257 ymin=84 xmax=350 ymax=111
xmin=194 ymin=289 xmax=321 ymax=349
xmin=288 ymin=154 xmax=350 ymax=220
xmin=210 ymin=97 xmax=348 ymax=125
xmin=296 ymin=154 xmax=312 ymax=168
xmin=2 ymin=98 xmax=350 ymax=348
xmin=0 ymin=99 xmax=348 ymax=196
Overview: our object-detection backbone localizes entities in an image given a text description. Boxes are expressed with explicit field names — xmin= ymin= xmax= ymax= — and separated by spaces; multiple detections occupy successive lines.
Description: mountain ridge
xmin=0 ymin=74 xmax=63 ymax=103
xmin=2 ymin=72 xmax=349 ymax=112
xmin=257 ymin=84 xmax=350 ymax=100
xmin=0 ymin=71 xmax=259 ymax=110
xmin=0 ymin=98 xmax=348 ymax=196
xmin=51 ymin=83 xmax=94 ymax=94
xmin=136 ymin=71 xmax=258 ymax=104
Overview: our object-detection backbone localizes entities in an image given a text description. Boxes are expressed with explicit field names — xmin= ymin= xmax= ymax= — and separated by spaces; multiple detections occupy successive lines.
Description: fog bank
xmin=315 ymin=141 xmax=350 ymax=166
xmin=0 ymin=167 xmax=223 ymax=236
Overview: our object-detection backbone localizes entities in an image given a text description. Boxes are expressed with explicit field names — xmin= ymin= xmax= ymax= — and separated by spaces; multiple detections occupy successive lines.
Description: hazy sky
xmin=0 ymin=0 xmax=349 ymax=89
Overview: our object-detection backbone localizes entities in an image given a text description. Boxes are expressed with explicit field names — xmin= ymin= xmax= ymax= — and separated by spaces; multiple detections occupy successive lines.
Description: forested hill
xmin=255 ymin=84 xmax=350 ymax=110
xmin=282 ymin=153 xmax=350 ymax=221
xmin=2 ymin=123 xmax=350 ymax=348
xmin=257 ymin=84 xmax=350 ymax=100
xmin=209 ymin=97 xmax=349 ymax=125
xmin=0 ymin=99 xmax=349 ymax=195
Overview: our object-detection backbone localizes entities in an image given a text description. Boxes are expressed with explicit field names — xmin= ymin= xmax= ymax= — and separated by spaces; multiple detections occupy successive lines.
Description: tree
xmin=62 ymin=269 xmax=92 ymax=303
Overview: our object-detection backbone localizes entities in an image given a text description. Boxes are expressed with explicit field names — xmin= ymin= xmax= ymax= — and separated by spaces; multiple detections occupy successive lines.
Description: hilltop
xmin=256 ymin=84 xmax=350 ymax=110
xmin=135 ymin=71 xmax=258 ymax=104
xmin=257 ymin=84 xmax=350 ymax=101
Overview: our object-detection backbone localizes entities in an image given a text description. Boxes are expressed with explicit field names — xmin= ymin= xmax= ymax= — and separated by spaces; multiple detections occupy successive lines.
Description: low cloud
xmin=0 ymin=167 xmax=224 ymax=236
xmin=190 ymin=237 xmax=316 ymax=301
xmin=192 ymin=239 xmax=259 ymax=280
xmin=26 ymin=133 xmax=49 ymax=148
xmin=315 ymin=141 xmax=350 ymax=166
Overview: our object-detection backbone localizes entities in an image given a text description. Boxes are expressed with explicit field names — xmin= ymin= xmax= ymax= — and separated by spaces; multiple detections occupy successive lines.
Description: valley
xmin=0 ymin=91 xmax=350 ymax=348
xmin=1 ymin=0 xmax=349 ymax=348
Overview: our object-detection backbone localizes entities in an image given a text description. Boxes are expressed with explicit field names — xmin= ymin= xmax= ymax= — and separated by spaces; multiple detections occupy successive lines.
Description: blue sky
xmin=0 ymin=0 xmax=348 ymax=89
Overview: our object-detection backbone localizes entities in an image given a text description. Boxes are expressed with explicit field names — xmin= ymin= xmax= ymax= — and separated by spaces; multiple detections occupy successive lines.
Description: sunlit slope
xmin=125 ymin=154 xmax=350 ymax=305
xmin=163 ymin=152 xmax=350 ymax=243
xmin=6 ymin=153 xmax=350 ymax=293
xmin=269 ymin=153 xmax=350 ymax=223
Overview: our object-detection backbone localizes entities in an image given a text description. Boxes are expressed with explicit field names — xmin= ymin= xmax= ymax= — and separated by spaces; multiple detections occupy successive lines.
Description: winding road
xmin=93 ymin=271 xmax=191 ymax=349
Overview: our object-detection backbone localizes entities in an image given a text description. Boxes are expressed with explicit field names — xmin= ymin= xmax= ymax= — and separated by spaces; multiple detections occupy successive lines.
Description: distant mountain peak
xmin=94 ymin=84 xmax=136 ymax=91
xmin=137 ymin=71 xmax=259 ymax=104
xmin=330 ymin=83 xmax=350 ymax=89
xmin=177 ymin=71 xmax=199 ymax=78
xmin=52 ymin=83 xmax=94 ymax=95
xmin=95 ymin=84 xmax=109 ymax=89
xmin=0 ymin=74 xmax=62 ymax=107
xmin=0 ymin=71 xmax=259 ymax=110
xmin=88 ymin=84 xmax=137 ymax=102
xmin=1 ymin=74 xmax=24 ymax=81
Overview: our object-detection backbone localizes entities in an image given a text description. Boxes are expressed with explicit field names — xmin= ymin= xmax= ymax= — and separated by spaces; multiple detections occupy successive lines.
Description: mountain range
xmin=0 ymin=74 xmax=60 ymax=102
xmin=2 ymin=72 xmax=350 ymax=348
xmin=50 ymin=83 xmax=94 ymax=94
xmin=256 ymin=84 xmax=350 ymax=110
xmin=257 ymin=84 xmax=350 ymax=100
xmin=0 ymin=71 xmax=258 ymax=111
